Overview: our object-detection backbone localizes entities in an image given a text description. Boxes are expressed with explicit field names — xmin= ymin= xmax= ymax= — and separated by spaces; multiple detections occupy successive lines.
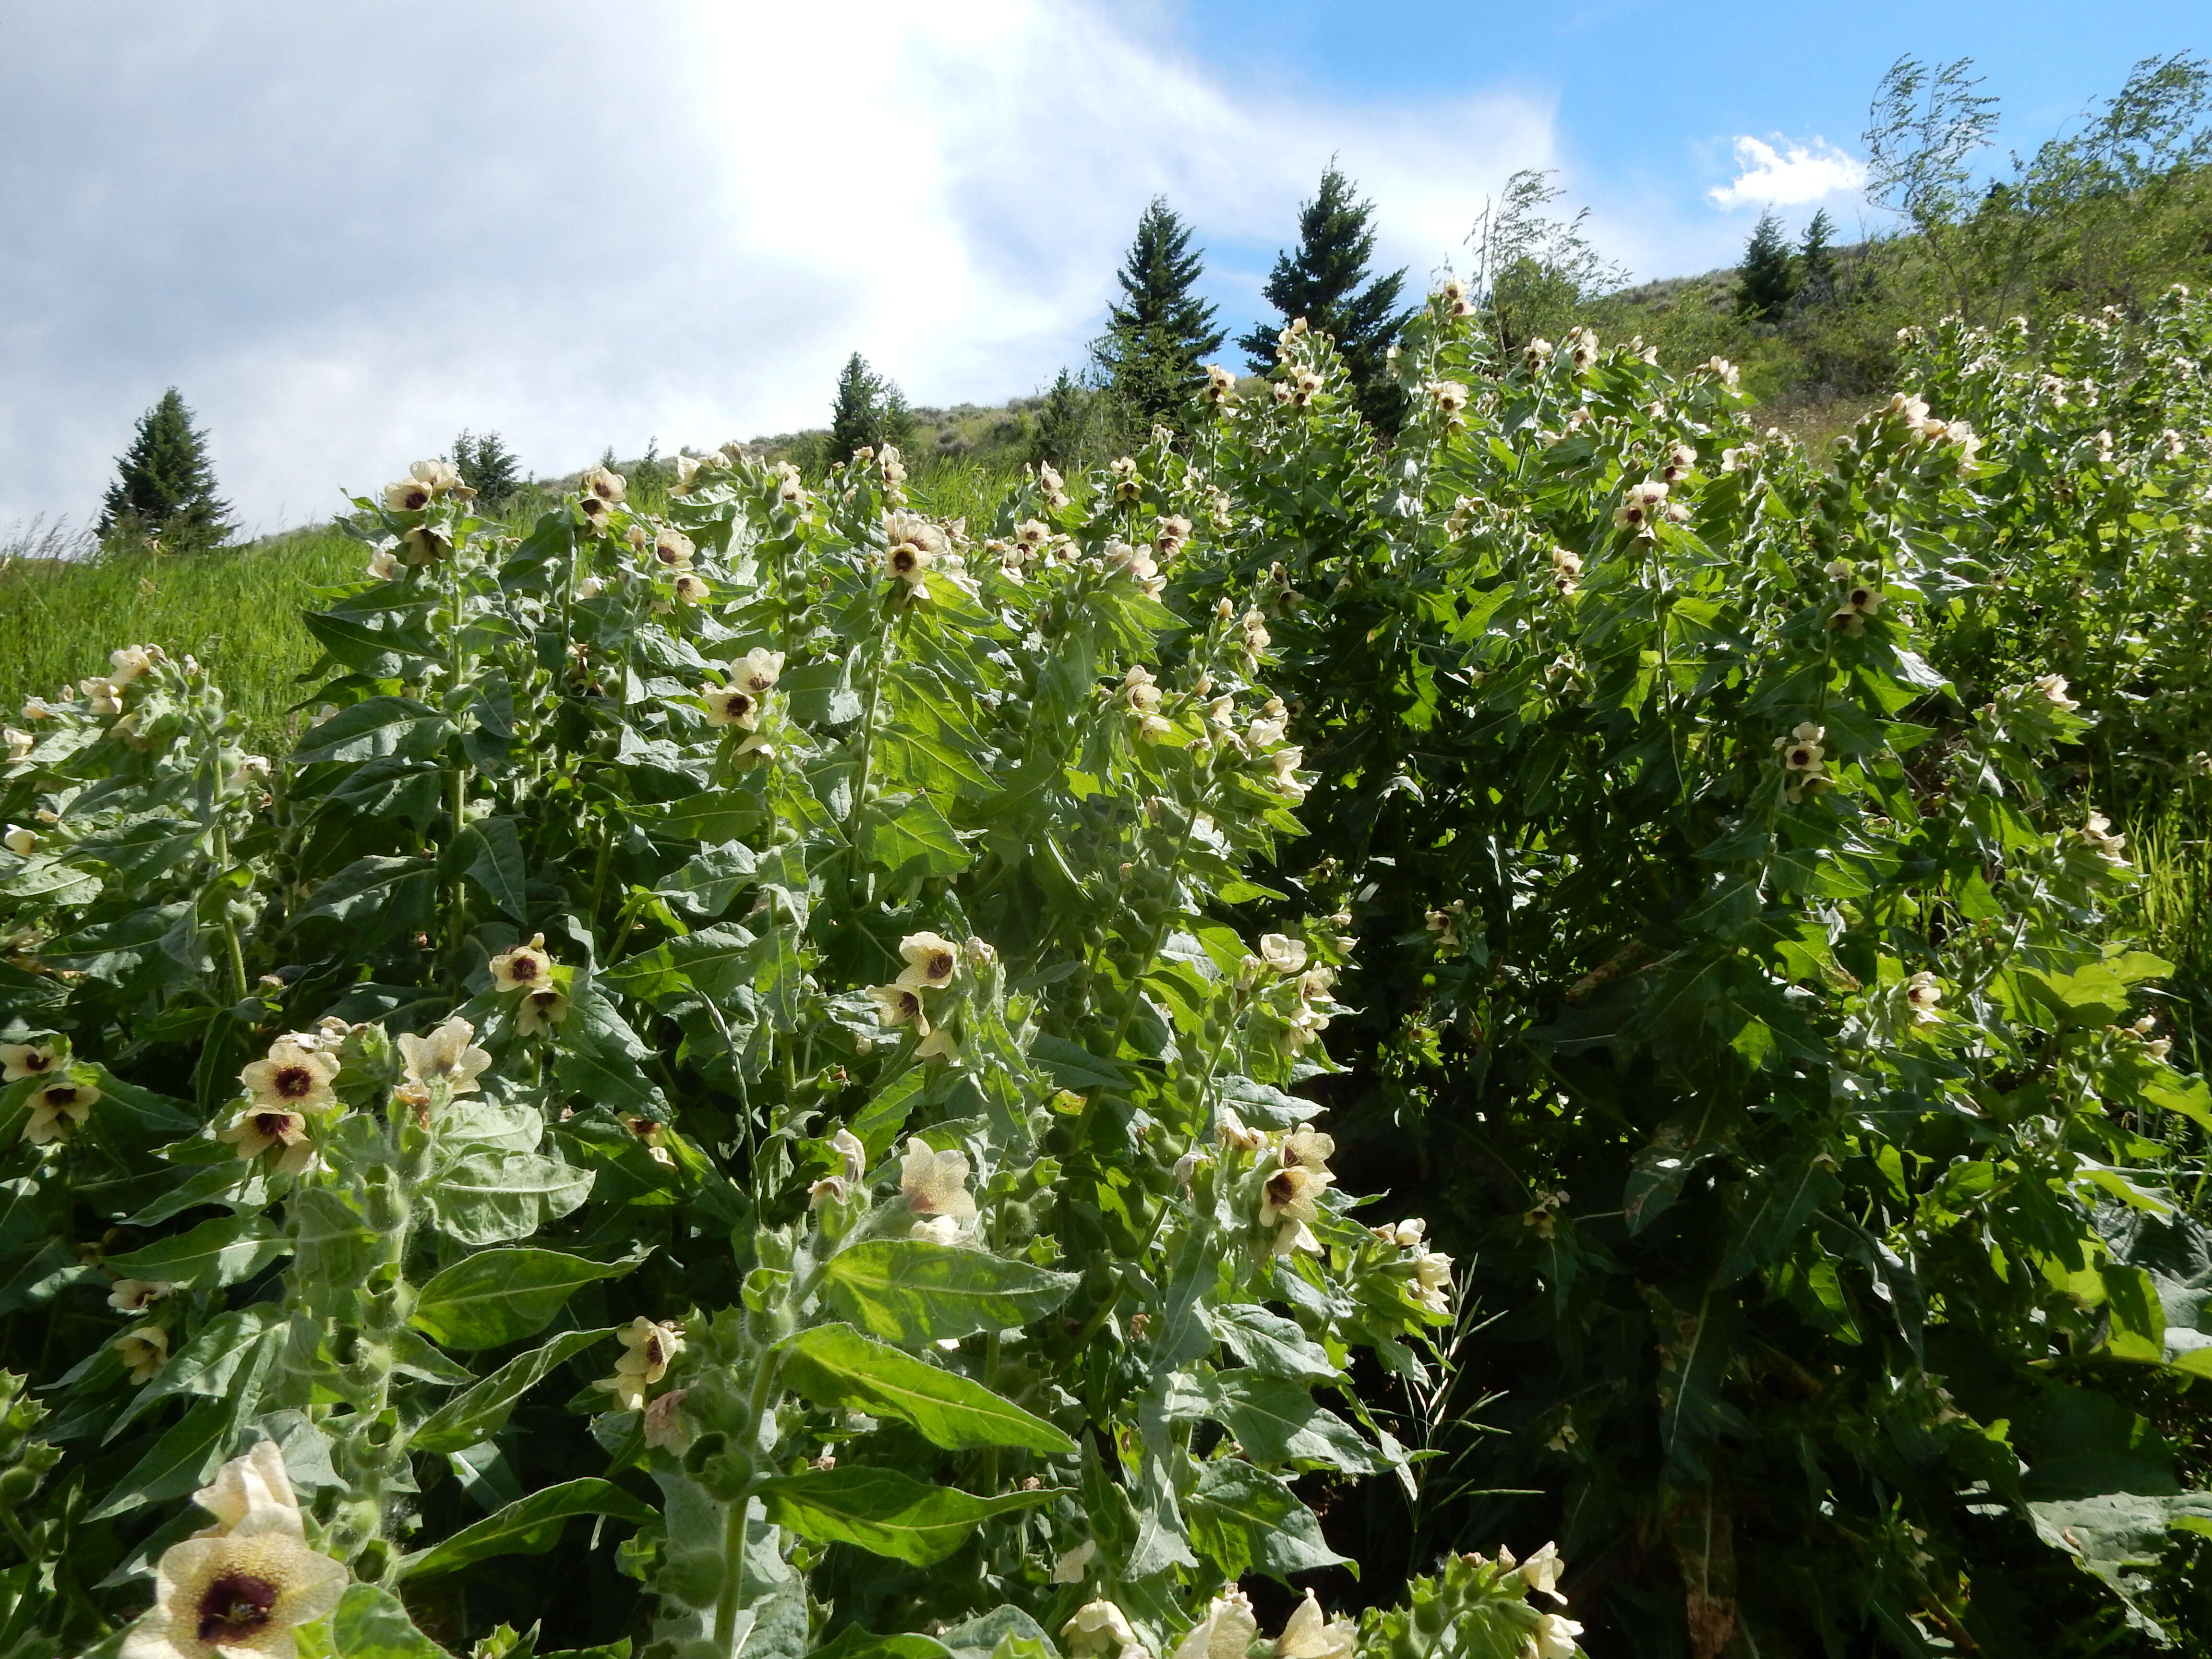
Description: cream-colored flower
xmin=384 ymin=477 xmax=433 ymax=512
xmin=733 ymin=648 xmax=785 ymax=694
xmin=1123 ymin=665 xmax=1163 ymax=713
xmin=365 ymin=548 xmax=400 ymax=580
xmin=121 ymin=1495 xmax=348 ymax=1659
xmin=895 ymin=931 xmax=960 ymax=992
xmin=1428 ymin=380 xmax=1470 ymax=415
xmin=108 ymin=644 xmax=161 ymax=682
xmin=869 ymin=983 xmax=931 ymax=1041
xmin=23 ymin=1076 xmax=98 ymax=1144
xmin=116 ymin=1326 xmax=169 ymax=1385
xmin=1171 ymin=1590 xmax=1258 ymax=1659
xmin=1215 ymin=1106 xmax=1267 ymax=1153
xmin=830 ymin=1128 xmax=866 ymax=1183
xmin=239 ymin=1038 xmax=339 ymax=1115
xmin=1777 ymin=722 xmax=1826 ymax=774
xmin=1828 ymin=580 xmax=1883 ymax=634
xmin=409 ymin=457 xmax=460 ymax=493
xmin=1258 ymin=934 xmax=1308 ymax=975
xmin=217 ymin=1107 xmax=314 ymax=1174
xmin=575 ymin=575 xmax=603 ymax=600
xmin=1528 ymin=1611 xmax=1584 ymax=1659
xmin=901 ymin=1137 xmax=977 ymax=1220
xmin=1412 ymin=1250 xmax=1454 ymax=1314
xmin=1135 ymin=712 xmax=1173 ymax=744
xmin=652 ymin=528 xmax=695 ymax=569
xmin=400 ymin=525 xmax=448 ymax=565
xmin=909 ymin=1214 xmax=965 ymax=1246
xmin=594 ymin=1316 xmax=683 ymax=1412
xmin=672 ymin=572 xmax=710 ymax=605
xmin=2032 ymin=673 xmax=2079 ymax=711
xmin=191 ymin=1443 xmax=301 ymax=1537
xmin=515 ymin=986 xmax=571 ymax=1036
xmin=699 ymin=685 xmax=757 ymax=729
xmin=81 ymin=676 xmax=125 ymax=717
xmin=0 ymin=1041 xmax=60 ymax=1082
xmin=582 ymin=465 xmax=626 ymax=505
xmin=397 ymin=1016 xmax=493 ymax=1097
xmin=1903 ymin=971 xmax=1943 ymax=1022
xmin=625 ymin=1116 xmax=675 ymax=1169
xmin=3 ymin=825 xmax=36 ymax=855
xmin=109 ymin=1278 xmax=175 ymax=1313
xmin=2081 ymin=812 xmax=2128 ymax=866
xmin=1202 ymin=363 xmax=1238 ymax=404
xmin=1517 ymin=1539 xmax=1568 ymax=1604
xmin=1612 ymin=480 xmax=1669 ymax=532
xmin=1063 ymin=1600 xmax=1147 ymax=1659
xmin=4 ymin=725 xmax=33 ymax=760
xmin=1260 ymin=1157 xmax=1333 ymax=1230
xmin=1275 ymin=1592 xmax=1355 ymax=1659
xmin=886 ymin=537 xmax=934 ymax=589
xmin=489 ymin=933 xmax=554 ymax=994
xmin=1050 ymin=1538 xmax=1099 ymax=1586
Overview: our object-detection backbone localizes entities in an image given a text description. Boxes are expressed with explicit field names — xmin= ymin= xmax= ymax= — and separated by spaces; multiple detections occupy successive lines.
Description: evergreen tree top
xmin=1238 ymin=165 xmax=1411 ymax=426
xmin=98 ymin=387 xmax=233 ymax=549
xmin=1735 ymin=208 xmax=1798 ymax=321
xmin=1104 ymin=197 xmax=1226 ymax=360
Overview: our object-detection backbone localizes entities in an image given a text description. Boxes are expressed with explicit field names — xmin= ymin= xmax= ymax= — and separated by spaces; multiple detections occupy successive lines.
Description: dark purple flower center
xmin=254 ymin=1111 xmax=292 ymax=1139
xmin=42 ymin=1085 xmax=77 ymax=1108
xmin=273 ymin=1064 xmax=315 ymax=1099
xmin=1265 ymin=1170 xmax=1300 ymax=1208
xmin=196 ymin=1572 xmax=278 ymax=1641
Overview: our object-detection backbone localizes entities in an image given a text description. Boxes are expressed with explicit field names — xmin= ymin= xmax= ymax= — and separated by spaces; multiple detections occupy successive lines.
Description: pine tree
xmin=1028 ymin=368 xmax=1100 ymax=472
xmin=98 ymin=389 xmax=233 ymax=550
xmin=826 ymin=353 xmax=913 ymax=464
xmin=1238 ymin=166 xmax=1412 ymax=428
xmin=1798 ymin=209 xmax=1838 ymax=302
xmin=1736 ymin=210 xmax=1799 ymax=320
xmin=452 ymin=431 xmax=523 ymax=507
xmin=1090 ymin=198 xmax=1227 ymax=437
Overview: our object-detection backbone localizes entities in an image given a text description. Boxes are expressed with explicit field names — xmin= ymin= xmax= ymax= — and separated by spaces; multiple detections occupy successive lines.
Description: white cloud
xmin=1706 ymin=135 xmax=1867 ymax=211
xmin=0 ymin=0 xmax=1556 ymax=532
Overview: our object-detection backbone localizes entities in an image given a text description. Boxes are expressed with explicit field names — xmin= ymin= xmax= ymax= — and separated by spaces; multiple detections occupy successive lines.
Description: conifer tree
xmin=826 ymin=353 xmax=914 ymax=464
xmin=452 ymin=431 xmax=524 ymax=507
xmin=1798 ymin=208 xmax=1838 ymax=301
xmin=98 ymin=388 xmax=233 ymax=550
xmin=1090 ymin=198 xmax=1227 ymax=438
xmin=1028 ymin=368 xmax=1100 ymax=472
xmin=1238 ymin=166 xmax=1411 ymax=428
xmin=1736 ymin=209 xmax=1799 ymax=320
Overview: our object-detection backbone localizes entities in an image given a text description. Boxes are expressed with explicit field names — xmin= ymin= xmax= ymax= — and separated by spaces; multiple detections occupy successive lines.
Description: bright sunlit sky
xmin=0 ymin=0 xmax=2203 ymax=532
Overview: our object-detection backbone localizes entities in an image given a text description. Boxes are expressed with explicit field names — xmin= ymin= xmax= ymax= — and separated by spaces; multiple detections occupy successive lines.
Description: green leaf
xmin=820 ymin=1241 xmax=1079 ymax=1346
xmin=861 ymin=793 xmax=971 ymax=884
xmin=1183 ymin=1459 xmax=1348 ymax=1580
xmin=449 ymin=817 xmax=529 ymax=921
xmin=292 ymin=696 xmax=448 ymax=766
xmin=398 ymin=1478 xmax=657 ymax=1581
xmin=422 ymin=1151 xmax=593 ymax=1247
xmin=754 ymin=1467 xmax=1048 ymax=1566
xmin=1027 ymin=1033 xmax=1126 ymax=1092
xmin=410 ymin=1248 xmax=643 ymax=1350
xmin=411 ymin=1328 xmax=615 ymax=1454
xmin=1208 ymin=1302 xmax=1341 ymax=1381
xmin=780 ymin=1323 xmax=1076 ymax=1454
xmin=1207 ymin=1372 xmax=1378 ymax=1472
xmin=87 ymin=1397 xmax=240 ymax=1520
xmin=330 ymin=1583 xmax=454 ymax=1658
xmin=104 ymin=1212 xmax=291 ymax=1290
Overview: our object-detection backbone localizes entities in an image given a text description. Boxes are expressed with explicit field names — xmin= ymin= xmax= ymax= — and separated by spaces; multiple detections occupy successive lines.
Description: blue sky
xmin=0 ymin=0 xmax=2203 ymax=532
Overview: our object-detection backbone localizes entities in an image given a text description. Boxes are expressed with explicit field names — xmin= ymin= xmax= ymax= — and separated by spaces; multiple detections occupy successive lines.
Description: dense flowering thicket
xmin=1164 ymin=287 xmax=2212 ymax=1652
xmin=9 ymin=283 xmax=2212 ymax=1659
xmin=0 ymin=438 xmax=1577 ymax=1659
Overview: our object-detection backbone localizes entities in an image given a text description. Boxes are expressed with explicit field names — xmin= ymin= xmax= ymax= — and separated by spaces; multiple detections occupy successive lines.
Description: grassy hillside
xmin=0 ymin=527 xmax=360 ymax=753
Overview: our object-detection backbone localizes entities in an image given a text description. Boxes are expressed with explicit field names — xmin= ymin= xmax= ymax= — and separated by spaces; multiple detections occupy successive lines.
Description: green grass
xmin=0 ymin=528 xmax=361 ymax=754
